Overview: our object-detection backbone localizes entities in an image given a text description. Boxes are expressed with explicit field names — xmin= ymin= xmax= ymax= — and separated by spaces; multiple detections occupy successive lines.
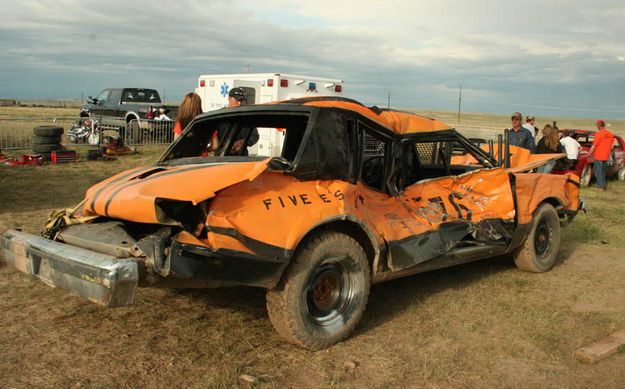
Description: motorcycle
xmin=68 ymin=117 xmax=100 ymax=145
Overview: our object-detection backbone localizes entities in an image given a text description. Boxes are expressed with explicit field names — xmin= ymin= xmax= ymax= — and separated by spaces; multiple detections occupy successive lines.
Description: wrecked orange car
xmin=2 ymin=97 xmax=581 ymax=349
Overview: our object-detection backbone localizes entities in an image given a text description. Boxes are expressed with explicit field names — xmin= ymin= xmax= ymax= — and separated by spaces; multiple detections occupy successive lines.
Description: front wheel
xmin=266 ymin=232 xmax=370 ymax=350
xmin=580 ymin=164 xmax=593 ymax=187
xmin=513 ymin=203 xmax=561 ymax=273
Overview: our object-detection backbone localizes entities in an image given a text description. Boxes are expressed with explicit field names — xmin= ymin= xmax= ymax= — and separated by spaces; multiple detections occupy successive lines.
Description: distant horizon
xmin=3 ymin=95 xmax=624 ymax=125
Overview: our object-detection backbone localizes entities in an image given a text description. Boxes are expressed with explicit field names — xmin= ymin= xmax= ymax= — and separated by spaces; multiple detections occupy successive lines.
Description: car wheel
xmin=128 ymin=121 xmax=141 ymax=145
xmin=33 ymin=125 xmax=63 ymax=137
xmin=513 ymin=203 xmax=561 ymax=273
xmin=580 ymin=164 xmax=593 ymax=187
xmin=266 ymin=232 xmax=371 ymax=350
xmin=32 ymin=135 xmax=61 ymax=145
xmin=33 ymin=143 xmax=62 ymax=153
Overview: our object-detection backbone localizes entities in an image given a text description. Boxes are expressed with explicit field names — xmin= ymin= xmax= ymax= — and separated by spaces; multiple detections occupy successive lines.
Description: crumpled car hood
xmin=83 ymin=159 xmax=271 ymax=224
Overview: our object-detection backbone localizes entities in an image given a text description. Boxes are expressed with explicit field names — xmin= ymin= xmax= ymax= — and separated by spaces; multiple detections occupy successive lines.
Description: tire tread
xmin=266 ymin=232 xmax=370 ymax=350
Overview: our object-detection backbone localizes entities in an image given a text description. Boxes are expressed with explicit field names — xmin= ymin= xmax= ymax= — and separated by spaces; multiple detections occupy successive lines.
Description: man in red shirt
xmin=588 ymin=119 xmax=615 ymax=190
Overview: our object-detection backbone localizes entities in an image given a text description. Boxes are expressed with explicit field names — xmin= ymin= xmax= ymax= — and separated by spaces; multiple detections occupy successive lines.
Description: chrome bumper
xmin=1 ymin=229 xmax=138 ymax=307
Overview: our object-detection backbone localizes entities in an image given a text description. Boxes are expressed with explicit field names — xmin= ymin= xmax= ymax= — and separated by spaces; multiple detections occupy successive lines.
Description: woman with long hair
xmin=173 ymin=92 xmax=202 ymax=140
xmin=536 ymin=124 xmax=564 ymax=173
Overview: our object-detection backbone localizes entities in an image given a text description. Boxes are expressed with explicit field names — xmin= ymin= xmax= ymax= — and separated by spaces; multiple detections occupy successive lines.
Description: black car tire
xmin=33 ymin=143 xmax=63 ymax=153
xmin=266 ymin=232 xmax=370 ymax=350
xmin=33 ymin=125 xmax=64 ymax=136
xmin=580 ymin=164 xmax=593 ymax=187
xmin=513 ymin=203 xmax=561 ymax=273
xmin=32 ymin=135 xmax=61 ymax=145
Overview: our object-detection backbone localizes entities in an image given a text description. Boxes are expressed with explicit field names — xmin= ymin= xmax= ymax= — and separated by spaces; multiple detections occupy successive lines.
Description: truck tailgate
xmin=2 ymin=229 xmax=139 ymax=307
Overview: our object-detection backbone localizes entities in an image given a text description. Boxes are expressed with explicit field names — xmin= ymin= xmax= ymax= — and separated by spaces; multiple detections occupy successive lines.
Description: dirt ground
xmin=1 ymin=239 xmax=624 ymax=387
xmin=1 ymin=116 xmax=625 ymax=387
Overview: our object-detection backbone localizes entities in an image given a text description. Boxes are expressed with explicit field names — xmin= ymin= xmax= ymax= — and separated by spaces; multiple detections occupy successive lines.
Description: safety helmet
xmin=228 ymin=87 xmax=247 ymax=102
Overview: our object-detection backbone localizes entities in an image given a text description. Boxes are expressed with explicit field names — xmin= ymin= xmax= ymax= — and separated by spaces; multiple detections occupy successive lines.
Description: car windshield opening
xmin=160 ymin=113 xmax=310 ymax=165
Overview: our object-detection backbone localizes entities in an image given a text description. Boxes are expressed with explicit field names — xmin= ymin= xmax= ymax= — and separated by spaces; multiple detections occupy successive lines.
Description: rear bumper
xmin=2 ymin=229 xmax=138 ymax=307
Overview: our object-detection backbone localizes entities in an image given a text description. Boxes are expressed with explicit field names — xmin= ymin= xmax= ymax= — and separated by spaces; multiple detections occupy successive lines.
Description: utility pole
xmin=457 ymin=83 xmax=462 ymax=124
xmin=244 ymin=64 xmax=252 ymax=73
xmin=386 ymin=91 xmax=391 ymax=109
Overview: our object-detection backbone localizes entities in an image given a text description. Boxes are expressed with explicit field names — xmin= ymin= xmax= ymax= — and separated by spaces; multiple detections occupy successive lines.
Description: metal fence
xmin=0 ymin=116 xmax=175 ymax=151
xmin=455 ymin=124 xmax=505 ymax=142
xmin=122 ymin=118 xmax=174 ymax=146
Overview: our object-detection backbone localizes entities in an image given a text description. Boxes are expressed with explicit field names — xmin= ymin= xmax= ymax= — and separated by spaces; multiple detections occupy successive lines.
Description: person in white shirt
xmin=559 ymin=132 xmax=581 ymax=168
xmin=155 ymin=106 xmax=172 ymax=121
xmin=522 ymin=115 xmax=537 ymax=138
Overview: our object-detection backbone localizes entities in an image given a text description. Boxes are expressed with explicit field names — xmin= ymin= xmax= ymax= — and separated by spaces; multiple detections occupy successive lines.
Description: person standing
xmin=535 ymin=124 xmax=563 ymax=173
xmin=522 ymin=115 xmax=537 ymax=138
xmin=173 ymin=92 xmax=203 ymax=141
xmin=508 ymin=112 xmax=535 ymax=152
xmin=587 ymin=119 xmax=615 ymax=191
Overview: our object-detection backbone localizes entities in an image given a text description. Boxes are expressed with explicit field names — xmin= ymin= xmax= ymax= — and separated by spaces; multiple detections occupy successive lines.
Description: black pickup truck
xmin=80 ymin=88 xmax=178 ymax=139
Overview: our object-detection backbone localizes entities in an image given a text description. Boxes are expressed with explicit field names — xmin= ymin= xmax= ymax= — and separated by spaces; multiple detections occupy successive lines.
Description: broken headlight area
xmin=155 ymin=198 xmax=210 ymax=237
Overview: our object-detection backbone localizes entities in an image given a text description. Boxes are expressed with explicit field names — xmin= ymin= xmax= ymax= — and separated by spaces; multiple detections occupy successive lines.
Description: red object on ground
xmin=3 ymin=154 xmax=45 ymax=166
xmin=51 ymin=150 xmax=77 ymax=163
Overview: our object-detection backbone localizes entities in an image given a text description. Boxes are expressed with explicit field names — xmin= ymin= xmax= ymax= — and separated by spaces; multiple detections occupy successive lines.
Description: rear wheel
xmin=580 ymin=164 xmax=593 ymax=187
xmin=128 ymin=120 xmax=141 ymax=145
xmin=513 ymin=203 xmax=561 ymax=273
xmin=266 ymin=232 xmax=370 ymax=350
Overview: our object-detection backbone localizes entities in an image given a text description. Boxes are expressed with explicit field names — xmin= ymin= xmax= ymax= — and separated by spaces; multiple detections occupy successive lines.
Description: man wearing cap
xmin=210 ymin=87 xmax=259 ymax=155
xmin=588 ymin=119 xmax=614 ymax=191
xmin=522 ymin=115 xmax=537 ymax=138
xmin=507 ymin=112 xmax=535 ymax=152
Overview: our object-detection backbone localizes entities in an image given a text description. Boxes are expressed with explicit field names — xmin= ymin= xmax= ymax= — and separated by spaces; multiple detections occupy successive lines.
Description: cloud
xmin=1 ymin=0 xmax=625 ymax=117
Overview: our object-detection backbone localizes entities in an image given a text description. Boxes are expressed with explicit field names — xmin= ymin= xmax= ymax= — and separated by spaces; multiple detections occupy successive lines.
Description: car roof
xmin=276 ymin=97 xmax=452 ymax=135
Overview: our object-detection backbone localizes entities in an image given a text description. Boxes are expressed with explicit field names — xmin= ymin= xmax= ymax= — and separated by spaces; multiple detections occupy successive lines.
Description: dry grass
xmin=1 ymin=108 xmax=625 ymax=387
xmin=414 ymin=109 xmax=625 ymax=136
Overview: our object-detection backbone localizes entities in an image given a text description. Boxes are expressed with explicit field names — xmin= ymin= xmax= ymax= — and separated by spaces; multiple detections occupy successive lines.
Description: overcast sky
xmin=1 ymin=0 xmax=625 ymax=118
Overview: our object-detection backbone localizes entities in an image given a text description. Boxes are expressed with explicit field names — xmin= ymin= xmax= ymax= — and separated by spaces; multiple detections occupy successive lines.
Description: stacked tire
xmin=33 ymin=125 xmax=63 ymax=160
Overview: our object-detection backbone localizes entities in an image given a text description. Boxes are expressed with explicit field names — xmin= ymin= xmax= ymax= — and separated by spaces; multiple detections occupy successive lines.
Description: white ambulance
xmin=194 ymin=73 xmax=344 ymax=156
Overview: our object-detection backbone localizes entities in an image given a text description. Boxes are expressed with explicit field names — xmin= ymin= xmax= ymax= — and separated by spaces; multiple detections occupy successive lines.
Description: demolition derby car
xmin=2 ymin=97 xmax=581 ymax=349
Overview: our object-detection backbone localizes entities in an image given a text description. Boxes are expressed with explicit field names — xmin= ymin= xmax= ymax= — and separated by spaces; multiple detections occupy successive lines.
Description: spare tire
xmin=33 ymin=125 xmax=64 ymax=136
xmin=33 ymin=143 xmax=63 ymax=153
xmin=32 ymin=135 xmax=62 ymax=145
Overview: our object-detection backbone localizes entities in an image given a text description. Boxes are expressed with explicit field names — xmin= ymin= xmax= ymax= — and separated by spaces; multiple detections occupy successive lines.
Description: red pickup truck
xmin=552 ymin=129 xmax=625 ymax=186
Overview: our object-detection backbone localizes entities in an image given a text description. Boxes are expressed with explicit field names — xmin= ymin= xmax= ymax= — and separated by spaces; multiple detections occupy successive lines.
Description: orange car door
xmin=389 ymin=140 xmax=516 ymax=271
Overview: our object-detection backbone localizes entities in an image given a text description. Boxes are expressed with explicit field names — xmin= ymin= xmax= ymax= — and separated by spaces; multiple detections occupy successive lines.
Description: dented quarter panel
xmin=513 ymin=172 xmax=580 ymax=224
xmin=196 ymin=166 xmax=518 ymax=275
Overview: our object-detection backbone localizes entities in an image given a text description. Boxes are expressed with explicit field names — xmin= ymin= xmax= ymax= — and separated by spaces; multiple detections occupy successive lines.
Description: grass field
xmin=1 ymin=108 xmax=625 ymax=387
